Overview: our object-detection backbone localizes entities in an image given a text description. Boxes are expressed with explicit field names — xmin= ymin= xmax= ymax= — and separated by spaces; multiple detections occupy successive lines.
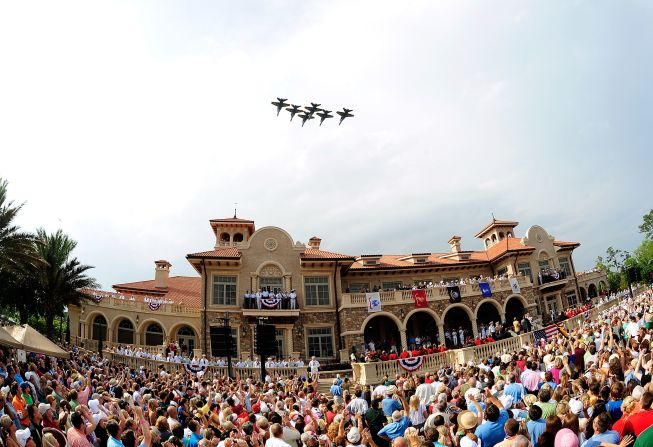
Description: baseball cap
xmin=16 ymin=428 xmax=31 ymax=447
xmin=347 ymin=428 xmax=361 ymax=444
xmin=37 ymin=403 xmax=51 ymax=415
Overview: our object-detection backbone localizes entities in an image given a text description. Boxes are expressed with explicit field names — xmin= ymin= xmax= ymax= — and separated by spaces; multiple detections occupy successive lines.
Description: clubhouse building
xmin=68 ymin=216 xmax=608 ymax=361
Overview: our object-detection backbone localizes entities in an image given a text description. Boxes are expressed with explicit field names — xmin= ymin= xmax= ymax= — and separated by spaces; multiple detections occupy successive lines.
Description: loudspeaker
xmin=210 ymin=326 xmax=237 ymax=357
xmin=255 ymin=324 xmax=277 ymax=356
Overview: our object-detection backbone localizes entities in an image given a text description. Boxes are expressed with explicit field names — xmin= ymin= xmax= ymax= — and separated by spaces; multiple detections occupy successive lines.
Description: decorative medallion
xmin=264 ymin=237 xmax=278 ymax=251
xmin=536 ymin=233 xmax=543 ymax=243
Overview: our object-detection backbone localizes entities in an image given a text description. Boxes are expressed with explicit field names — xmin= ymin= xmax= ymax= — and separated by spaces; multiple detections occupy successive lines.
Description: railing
xmin=71 ymin=337 xmax=164 ymax=355
xmin=538 ymin=269 xmax=567 ymax=285
xmin=341 ymin=276 xmax=532 ymax=309
xmin=83 ymin=296 xmax=201 ymax=316
xmin=104 ymin=352 xmax=308 ymax=380
xmin=352 ymin=296 xmax=623 ymax=384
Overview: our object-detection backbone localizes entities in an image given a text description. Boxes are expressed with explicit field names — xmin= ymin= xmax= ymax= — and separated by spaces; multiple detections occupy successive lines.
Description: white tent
xmin=3 ymin=324 xmax=69 ymax=358
xmin=0 ymin=326 xmax=22 ymax=349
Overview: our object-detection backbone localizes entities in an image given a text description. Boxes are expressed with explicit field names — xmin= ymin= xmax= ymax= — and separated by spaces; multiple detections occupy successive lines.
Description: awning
xmin=0 ymin=326 xmax=22 ymax=349
xmin=3 ymin=324 xmax=69 ymax=358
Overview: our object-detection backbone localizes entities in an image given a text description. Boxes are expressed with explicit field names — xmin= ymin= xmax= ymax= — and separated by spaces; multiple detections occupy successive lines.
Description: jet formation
xmin=270 ymin=98 xmax=354 ymax=126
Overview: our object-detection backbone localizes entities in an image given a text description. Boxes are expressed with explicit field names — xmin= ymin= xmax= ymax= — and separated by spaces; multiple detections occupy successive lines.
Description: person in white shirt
xmin=414 ymin=377 xmax=434 ymax=406
xmin=308 ymin=356 xmax=320 ymax=382
xmin=256 ymin=290 xmax=262 ymax=309
xmin=289 ymin=290 xmax=297 ymax=309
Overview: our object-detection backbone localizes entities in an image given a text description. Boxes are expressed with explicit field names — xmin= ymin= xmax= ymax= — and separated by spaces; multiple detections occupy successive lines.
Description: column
xmin=400 ymin=329 xmax=407 ymax=351
xmin=556 ymin=293 xmax=563 ymax=312
xmin=500 ymin=312 xmax=506 ymax=324
xmin=438 ymin=324 xmax=445 ymax=347
xmin=471 ymin=320 xmax=478 ymax=338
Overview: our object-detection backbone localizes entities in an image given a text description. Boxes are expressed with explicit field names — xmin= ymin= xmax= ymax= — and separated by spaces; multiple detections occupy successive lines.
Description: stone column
xmin=400 ymin=329 xmax=408 ymax=351
xmin=438 ymin=324 xmax=445 ymax=346
xmin=471 ymin=320 xmax=478 ymax=338
xmin=556 ymin=293 xmax=563 ymax=312
xmin=500 ymin=312 xmax=506 ymax=324
xmin=285 ymin=328 xmax=294 ymax=354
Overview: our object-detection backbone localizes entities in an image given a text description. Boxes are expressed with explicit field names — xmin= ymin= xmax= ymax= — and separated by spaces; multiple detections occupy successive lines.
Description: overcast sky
xmin=1 ymin=1 xmax=651 ymax=289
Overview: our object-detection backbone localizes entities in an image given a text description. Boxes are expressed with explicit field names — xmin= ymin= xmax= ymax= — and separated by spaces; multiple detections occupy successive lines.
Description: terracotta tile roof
xmin=348 ymin=253 xmax=487 ymax=270
xmin=554 ymin=240 xmax=580 ymax=249
xmin=186 ymin=247 xmax=241 ymax=259
xmin=474 ymin=219 xmax=519 ymax=238
xmin=105 ymin=276 xmax=202 ymax=308
xmin=301 ymin=248 xmax=355 ymax=260
xmin=485 ymin=237 xmax=534 ymax=261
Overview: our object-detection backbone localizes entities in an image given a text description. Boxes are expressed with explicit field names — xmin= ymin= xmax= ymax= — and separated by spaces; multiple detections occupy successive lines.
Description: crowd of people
xmin=1 ymin=286 xmax=652 ymax=447
xmin=346 ymin=275 xmax=516 ymax=294
xmin=242 ymin=290 xmax=299 ymax=310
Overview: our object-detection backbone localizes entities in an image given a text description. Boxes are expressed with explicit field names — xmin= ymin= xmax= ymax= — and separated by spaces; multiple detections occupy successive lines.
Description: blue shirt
xmin=108 ymin=437 xmax=124 ymax=447
xmin=504 ymin=383 xmax=525 ymax=403
xmin=381 ymin=397 xmax=402 ymax=417
xmin=330 ymin=385 xmax=342 ymax=396
xmin=606 ymin=400 xmax=623 ymax=421
xmin=188 ymin=432 xmax=203 ymax=447
xmin=378 ymin=416 xmax=411 ymax=440
xmin=581 ymin=430 xmax=620 ymax=447
xmin=475 ymin=409 xmax=510 ymax=447
xmin=527 ymin=419 xmax=546 ymax=447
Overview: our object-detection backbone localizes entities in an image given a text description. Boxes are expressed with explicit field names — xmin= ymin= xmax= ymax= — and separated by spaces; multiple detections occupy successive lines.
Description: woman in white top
xmin=407 ymin=395 xmax=428 ymax=431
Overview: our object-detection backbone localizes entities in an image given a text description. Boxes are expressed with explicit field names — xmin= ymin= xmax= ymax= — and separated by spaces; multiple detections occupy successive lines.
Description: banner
xmin=411 ymin=289 xmax=427 ymax=308
xmin=183 ymin=361 xmax=208 ymax=377
xmin=479 ymin=282 xmax=492 ymax=298
xmin=397 ymin=356 xmax=424 ymax=372
xmin=148 ymin=302 xmax=162 ymax=311
xmin=366 ymin=292 xmax=382 ymax=313
xmin=509 ymin=277 xmax=521 ymax=294
xmin=447 ymin=286 xmax=461 ymax=303
xmin=261 ymin=298 xmax=281 ymax=308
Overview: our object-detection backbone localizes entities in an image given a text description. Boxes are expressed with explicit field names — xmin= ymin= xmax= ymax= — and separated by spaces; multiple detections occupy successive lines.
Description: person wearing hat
xmin=378 ymin=389 xmax=410 ymax=442
xmin=381 ymin=386 xmax=402 ymax=419
xmin=457 ymin=410 xmax=480 ymax=447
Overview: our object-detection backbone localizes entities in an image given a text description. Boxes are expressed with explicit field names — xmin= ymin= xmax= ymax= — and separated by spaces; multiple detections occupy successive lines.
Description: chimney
xmin=448 ymin=236 xmax=462 ymax=254
xmin=308 ymin=236 xmax=321 ymax=249
xmin=154 ymin=260 xmax=171 ymax=289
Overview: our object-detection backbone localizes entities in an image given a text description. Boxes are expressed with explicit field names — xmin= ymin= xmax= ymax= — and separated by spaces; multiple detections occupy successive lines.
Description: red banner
xmin=412 ymin=289 xmax=427 ymax=308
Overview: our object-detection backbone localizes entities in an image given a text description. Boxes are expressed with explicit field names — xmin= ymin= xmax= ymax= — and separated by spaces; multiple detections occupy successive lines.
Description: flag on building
xmin=479 ymin=282 xmax=492 ymax=297
xmin=366 ymin=292 xmax=382 ymax=313
xmin=534 ymin=323 xmax=567 ymax=343
xmin=447 ymin=286 xmax=461 ymax=303
xmin=412 ymin=289 xmax=428 ymax=308
xmin=509 ymin=277 xmax=521 ymax=294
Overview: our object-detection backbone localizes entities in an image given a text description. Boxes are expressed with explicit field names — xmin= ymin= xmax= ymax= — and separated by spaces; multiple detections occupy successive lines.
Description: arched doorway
xmin=405 ymin=312 xmax=439 ymax=347
xmin=476 ymin=301 xmax=502 ymax=326
xmin=505 ymin=297 xmax=526 ymax=325
xmin=363 ymin=315 xmax=400 ymax=352
xmin=442 ymin=305 xmax=473 ymax=348
xmin=91 ymin=315 xmax=107 ymax=341
xmin=579 ymin=287 xmax=587 ymax=301
xmin=588 ymin=284 xmax=598 ymax=298
xmin=176 ymin=326 xmax=196 ymax=354
xmin=116 ymin=319 xmax=134 ymax=344
xmin=145 ymin=323 xmax=164 ymax=346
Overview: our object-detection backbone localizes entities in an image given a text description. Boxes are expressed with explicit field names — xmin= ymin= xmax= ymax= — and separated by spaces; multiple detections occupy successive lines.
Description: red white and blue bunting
xmin=148 ymin=302 xmax=162 ymax=311
xmin=397 ymin=356 xmax=424 ymax=372
xmin=261 ymin=298 xmax=281 ymax=308
xmin=183 ymin=362 xmax=208 ymax=376
xmin=91 ymin=294 xmax=104 ymax=303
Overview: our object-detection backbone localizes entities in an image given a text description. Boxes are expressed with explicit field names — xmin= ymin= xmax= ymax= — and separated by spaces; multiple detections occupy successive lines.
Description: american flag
xmin=534 ymin=323 xmax=565 ymax=342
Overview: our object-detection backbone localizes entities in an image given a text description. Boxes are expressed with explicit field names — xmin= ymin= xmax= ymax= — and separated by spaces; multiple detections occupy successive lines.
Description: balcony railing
xmin=83 ymin=295 xmax=201 ymax=317
xmin=340 ymin=276 xmax=532 ymax=309
xmin=538 ymin=269 xmax=567 ymax=285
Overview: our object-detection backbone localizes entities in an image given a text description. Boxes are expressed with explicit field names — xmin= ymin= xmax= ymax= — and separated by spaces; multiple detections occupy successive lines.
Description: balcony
xmin=241 ymin=300 xmax=300 ymax=317
xmin=83 ymin=295 xmax=201 ymax=317
xmin=537 ymin=269 xmax=569 ymax=291
xmin=340 ymin=276 xmax=532 ymax=309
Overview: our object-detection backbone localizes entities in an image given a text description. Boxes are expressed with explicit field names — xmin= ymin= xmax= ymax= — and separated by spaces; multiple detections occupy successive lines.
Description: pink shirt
xmin=520 ymin=369 xmax=541 ymax=392
xmin=67 ymin=427 xmax=92 ymax=447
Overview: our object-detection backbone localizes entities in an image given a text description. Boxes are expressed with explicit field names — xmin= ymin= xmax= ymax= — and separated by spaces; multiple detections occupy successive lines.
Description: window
xmin=304 ymin=276 xmax=330 ymax=306
xmin=260 ymin=277 xmax=283 ymax=292
xmin=348 ymin=283 xmax=370 ymax=293
xmin=538 ymin=260 xmax=550 ymax=272
xmin=382 ymin=281 xmax=402 ymax=290
xmin=566 ymin=292 xmax=578 ymax=307
xmin=517 ymin=263 xmax=533 ymax=283
xmin=559 ymin=257 xmax=571 ymax=276
xmin=92 ymin=316 xmax=107 ymax=341
xmin=145 ymin=323 xmax=164 ymax=346
xmin=116 ymin=319 xmax=134 ymax=344
xmin=497 ymin=267 xmax=508 ymax=276
xmin=307 ymin=327 xmax=334 ymax=358
xmin=213 ymin=276 xmax=237 ymax=306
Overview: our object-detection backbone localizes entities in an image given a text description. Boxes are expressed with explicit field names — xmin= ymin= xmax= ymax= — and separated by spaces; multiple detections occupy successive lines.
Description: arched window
xmin=233 ymin=233 xmax=244 ymax=243
xmin=92 ymin=315 xmax=107 ymax=341
xmin=507 ymin=232 xmax=513 ymax=238
xmin=491 ymin=234 xmax=497 ymax=243
xmin=499 ymin=232 xmax=505 ymax=240
xmin=145 ymin=323 xmax=164 ymax=346
xmin=116 ymin=319 xmax=134 ymax=344
xmin=485 ymin=238 xmax=491 ymax=247
xmin=219 ymin=233 xmax=230 ymax=244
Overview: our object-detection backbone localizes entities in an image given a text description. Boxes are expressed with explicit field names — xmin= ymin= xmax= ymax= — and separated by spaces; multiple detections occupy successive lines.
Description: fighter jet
xmin=336 ymin=108 xmax=354 ymax=125
xmin=316 ymin=109 xmax=333 ymax=126
xmin=304 ymin=103 xmax=321 ymax=117
xmin=285 ymin=104 xmax=302 ymax=121
xmin=298 ymin=112 xmax=314 ymax=127
xmin=271 ymin=98 xmax=289 ymax=116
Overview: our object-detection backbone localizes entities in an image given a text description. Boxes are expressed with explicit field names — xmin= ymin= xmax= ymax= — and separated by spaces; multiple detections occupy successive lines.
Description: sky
xmin=1 ymin=1 xmax=652 ymax=289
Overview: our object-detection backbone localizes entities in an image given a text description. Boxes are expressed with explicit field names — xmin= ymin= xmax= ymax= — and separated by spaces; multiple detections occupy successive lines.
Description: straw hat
xmin=457 ymin=410 xmax=478 ymax=430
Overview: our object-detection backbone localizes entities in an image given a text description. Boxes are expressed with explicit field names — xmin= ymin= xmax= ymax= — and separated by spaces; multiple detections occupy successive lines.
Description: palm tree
xmin=34 ymin=228 xmax=99 ymax=338
xmin=0 ymin=178 xmax=40 ymax=274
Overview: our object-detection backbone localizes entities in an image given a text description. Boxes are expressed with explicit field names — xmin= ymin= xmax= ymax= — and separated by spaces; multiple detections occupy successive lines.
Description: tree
xmin=0 ymin=178 xmax=40 ymax=274
xmin=33 ymin=228 xmax=98 ymax=338
xmin=633 ymin=239 xmax=653 ymax=283
xmin=640 ymin=209 xmax=653 ymax=240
